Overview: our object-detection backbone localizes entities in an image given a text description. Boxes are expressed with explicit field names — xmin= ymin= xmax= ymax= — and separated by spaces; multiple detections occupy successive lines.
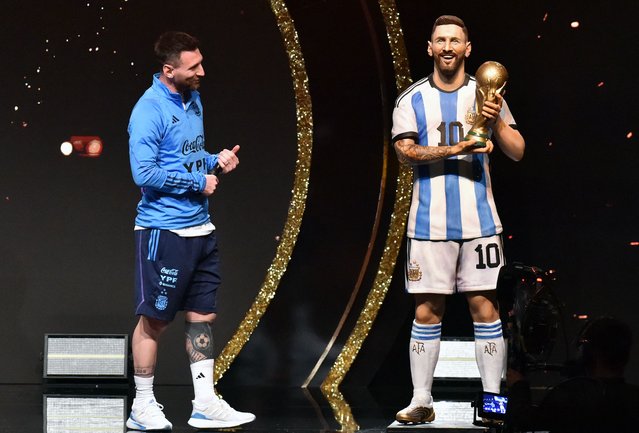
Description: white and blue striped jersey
xmin=392 ymin=74 xmax=516 ymax=241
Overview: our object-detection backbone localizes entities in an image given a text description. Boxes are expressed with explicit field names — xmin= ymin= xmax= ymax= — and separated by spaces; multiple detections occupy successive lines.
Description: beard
xmin=190 ymin=78 xmax=201 ymax=90
xmin=185 ymin=77 xmax=201 ymax=91
xmin=434 ymin=53 xmax=465 ymax=78
xmin=175 ymin=77 xmax=201 ymax=93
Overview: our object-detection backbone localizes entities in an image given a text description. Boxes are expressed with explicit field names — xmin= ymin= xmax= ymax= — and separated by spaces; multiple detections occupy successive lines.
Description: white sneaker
xmin=187 ymin=398 xmax=255 ymax=429
xmin=126 ymin=398 xmax=172 ymax=430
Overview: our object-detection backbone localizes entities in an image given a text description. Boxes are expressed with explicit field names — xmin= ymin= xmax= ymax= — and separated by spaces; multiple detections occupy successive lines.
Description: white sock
xmin=409 ymin=321 xmax=441 ymax=406
xmin=474 ymin=319 xmax=506 ymax=393
xmin=133 ymin=375 xmax=155 ymax=405
xmin=190 ymin=359 xmax=216 ymax=404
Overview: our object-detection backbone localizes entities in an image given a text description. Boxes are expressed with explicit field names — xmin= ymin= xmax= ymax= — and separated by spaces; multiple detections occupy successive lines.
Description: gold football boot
xmin=395 ymin=402 xmax=435 ymax=424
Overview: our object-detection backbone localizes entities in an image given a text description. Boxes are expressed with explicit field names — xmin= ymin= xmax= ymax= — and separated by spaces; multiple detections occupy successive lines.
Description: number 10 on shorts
xmin=475 ymin=242 xmax=502 ymax=269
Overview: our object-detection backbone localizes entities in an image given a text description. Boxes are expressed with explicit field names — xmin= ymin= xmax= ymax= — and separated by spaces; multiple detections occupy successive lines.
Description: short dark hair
xmin=431 ymin=15 xmax=469 ymax=41
xmin=154 ymin=31 xmax=200 ymax=66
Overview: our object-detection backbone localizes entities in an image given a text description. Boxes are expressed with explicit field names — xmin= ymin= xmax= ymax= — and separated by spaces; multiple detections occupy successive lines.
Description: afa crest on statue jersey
xmin=465 ymin=106 xmax=478 ymax=126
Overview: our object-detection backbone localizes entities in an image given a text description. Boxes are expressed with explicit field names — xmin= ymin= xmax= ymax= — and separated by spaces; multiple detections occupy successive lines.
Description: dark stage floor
xmin=0 ymin=384 xmax=495 ymax=433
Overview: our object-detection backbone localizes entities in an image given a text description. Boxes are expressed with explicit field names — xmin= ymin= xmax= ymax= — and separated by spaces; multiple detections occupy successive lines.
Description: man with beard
xmin=126 ymin=31 xmax=254 ymax=430
xmin=391 ymin=16 xmax=525 ymax=423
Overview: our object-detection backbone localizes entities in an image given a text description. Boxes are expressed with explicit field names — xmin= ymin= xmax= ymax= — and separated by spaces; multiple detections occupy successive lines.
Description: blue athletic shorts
xmin=134 ymin=229 xmax=220 ymax=321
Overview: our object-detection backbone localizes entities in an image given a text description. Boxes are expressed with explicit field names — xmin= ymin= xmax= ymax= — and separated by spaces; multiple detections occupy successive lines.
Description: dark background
xmin=1 ymin=0 xmax=637 ymax=391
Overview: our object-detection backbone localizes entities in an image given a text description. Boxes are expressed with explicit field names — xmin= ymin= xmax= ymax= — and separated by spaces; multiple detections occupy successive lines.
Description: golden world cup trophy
xmin=465 ymin=61 xmax=508 ymax=147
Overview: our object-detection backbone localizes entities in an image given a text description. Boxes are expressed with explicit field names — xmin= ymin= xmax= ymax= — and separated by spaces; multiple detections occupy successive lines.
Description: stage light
xmin=60 ymin=141 xmax=73 ymax=156
xmin=43 ymin=334 xmax=128 ymax=380
xmin=44 ymin=395 xmax=127 ymax=433
xmin=85 ymin=138 xmax=103 ymax=156
xmin=68 ymin=135 xmax=104 ymax=157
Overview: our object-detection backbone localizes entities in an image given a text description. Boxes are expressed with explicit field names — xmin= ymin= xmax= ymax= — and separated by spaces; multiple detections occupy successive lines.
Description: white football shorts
xmin=405 ymin=234 xmax=504 ymax=294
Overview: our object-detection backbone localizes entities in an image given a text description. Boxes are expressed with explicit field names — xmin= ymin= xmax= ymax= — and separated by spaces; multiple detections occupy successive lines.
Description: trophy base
xmin=465 ymin=130 xmax=490 ymax=148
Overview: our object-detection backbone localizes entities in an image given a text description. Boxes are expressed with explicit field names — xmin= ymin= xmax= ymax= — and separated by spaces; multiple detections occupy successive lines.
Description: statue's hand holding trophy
xmin=465 ymin=61 xmax=508 ymax=147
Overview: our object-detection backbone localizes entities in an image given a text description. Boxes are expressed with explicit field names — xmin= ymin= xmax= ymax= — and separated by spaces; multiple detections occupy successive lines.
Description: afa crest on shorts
xmin=407 ymin=260 xmax=422 ymax=282
xmin=155 ymin=295 xmax=169 ymax=311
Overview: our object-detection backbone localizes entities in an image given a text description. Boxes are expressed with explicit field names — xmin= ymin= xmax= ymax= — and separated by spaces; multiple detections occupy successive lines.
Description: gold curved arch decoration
xmin=321 ymin=0 xmax=413 ymax=395
xmin=214 ymin=0 xmax=312 ymax=382
xmin=302 ymin=1 xmax=391 ymax=391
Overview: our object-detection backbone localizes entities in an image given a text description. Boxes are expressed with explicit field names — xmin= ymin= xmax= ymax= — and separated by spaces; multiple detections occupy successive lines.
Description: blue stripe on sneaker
xmin=191 ymin=412 xmax=207 ymax=420
xmin=128 ymin=418 xmax=146 ymax=430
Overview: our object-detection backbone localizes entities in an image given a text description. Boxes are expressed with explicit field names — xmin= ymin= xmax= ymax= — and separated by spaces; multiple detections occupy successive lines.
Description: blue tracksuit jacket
xmin=129 ymin=74 xmax=218 ymax=229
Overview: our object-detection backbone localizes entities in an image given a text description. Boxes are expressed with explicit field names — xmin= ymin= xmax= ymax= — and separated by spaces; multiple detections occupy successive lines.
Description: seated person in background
xmin=506 ymin=316 xmax=639 ymax=433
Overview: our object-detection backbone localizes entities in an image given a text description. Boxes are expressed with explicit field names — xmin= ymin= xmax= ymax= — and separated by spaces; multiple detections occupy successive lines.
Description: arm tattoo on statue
xmin=185 ymin=321 xmax=215 ymax=364
xmin=395 ymin=140 xmax=453 ymax=164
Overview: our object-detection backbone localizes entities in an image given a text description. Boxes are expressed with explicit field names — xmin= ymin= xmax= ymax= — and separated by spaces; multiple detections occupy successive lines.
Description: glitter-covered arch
xmin=214 ymin=0 xmax=312 ymax=382
xmin=321 ymin=0 xmax=413 ymax=395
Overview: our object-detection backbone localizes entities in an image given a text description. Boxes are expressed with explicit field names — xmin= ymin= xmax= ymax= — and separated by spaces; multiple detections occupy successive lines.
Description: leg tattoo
xmin=134 ymin=366 xmax=155 ymax=378
xmin=185 ymin=321 xmax=214 ymax=364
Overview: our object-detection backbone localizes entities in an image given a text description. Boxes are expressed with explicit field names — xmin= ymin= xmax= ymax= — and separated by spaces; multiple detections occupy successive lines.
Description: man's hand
xmin=482 ymin=93 xmax=503 ymax=128
xmin=481 ymin=93 xmax=526 ymax=161
xmin=453 ymin=138 xmax=494 ymax=155
xmin=202 ymin=174 xmax=219 ymax=196
xmin=217 ymin=145 xmax=240 ymax=174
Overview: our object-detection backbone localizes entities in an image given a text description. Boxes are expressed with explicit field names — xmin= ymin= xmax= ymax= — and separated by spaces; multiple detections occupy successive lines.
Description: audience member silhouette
xmin=506 ymin=316 xmax=639 ymax=432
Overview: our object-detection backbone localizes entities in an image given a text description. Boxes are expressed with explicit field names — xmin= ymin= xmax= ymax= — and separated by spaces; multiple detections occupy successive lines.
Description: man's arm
xmin=129 ymin=137 xmax=211 ymax=195
xmin=492 ymin=117 xmax=525 ymax=161
xmin=128 ymin=102 xmax=210 ymax=195
xmin=483 ymin=95 xmax=525 ymax=161
xmin=393 ymin=137 xmax=493 ymax=166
